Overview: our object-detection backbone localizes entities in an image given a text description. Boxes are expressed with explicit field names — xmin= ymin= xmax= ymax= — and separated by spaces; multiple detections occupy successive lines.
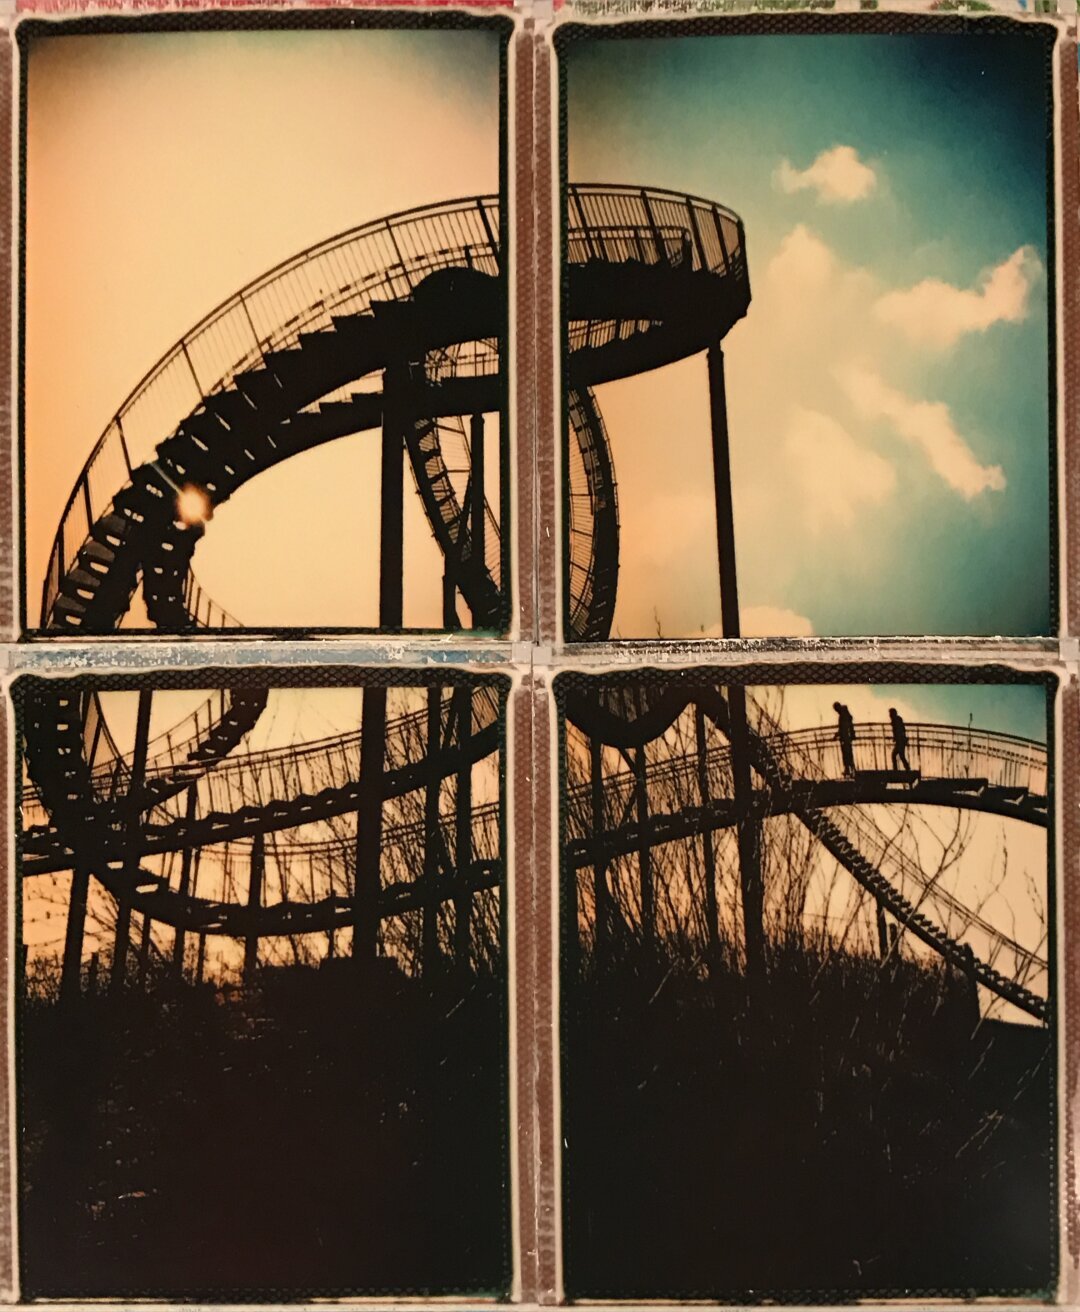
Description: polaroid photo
xmin=19 ymin=13 xmax=513 ymax=639
xmin=556 ymin=663 xmax=1057 ymax=1300
xmin=14 ymin=665 xmax=512 ymax=1299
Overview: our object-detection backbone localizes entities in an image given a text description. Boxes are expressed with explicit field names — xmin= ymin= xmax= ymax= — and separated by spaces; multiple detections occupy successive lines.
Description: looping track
xmin=25 ymin=185 xmax=1047 ymax=1022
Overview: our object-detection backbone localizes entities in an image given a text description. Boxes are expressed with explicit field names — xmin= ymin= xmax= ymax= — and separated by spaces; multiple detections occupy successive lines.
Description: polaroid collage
xmin=0 ymin=2 xmax=1077 ymax=1307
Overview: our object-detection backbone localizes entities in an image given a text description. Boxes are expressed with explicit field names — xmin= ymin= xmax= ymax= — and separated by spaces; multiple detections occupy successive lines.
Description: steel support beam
xmin=470 ymin=412 xmax=486 ymax=594
xmin=443 ymin=573 xmax=461 ymax=629
xmin=876 ymin=902 xmax=890 ymax=959
xmin=634 ymin=746 xmax=654 ymax=943
xmin=244 ymin=830 xmax=265 ymax=983
xmin=695 ymin=704 xmax=721 ymax=969
xmin=422 ymin=686 xmax=442 ymax=976
xmin=591 ymin=736 xmax=608 ymax=961
xmin=380 ymin=362 xmax=407 ymax=629
xmin=109 ymin=687 xmax=153 ymax=998
xmin=172 ymin=784 xmax=200 ymax=978
xmin=60 ymin=863 xmax=90 ymax=1006
xmin=354 ymin=685 xmax=387 ymax=962
xmin=707 ymin=344 xmax=765 ymax=990
xmin=453 ymin=687 xmax=474 ymax=973
xmin=137 ymin=910 xmax=152 ymax=989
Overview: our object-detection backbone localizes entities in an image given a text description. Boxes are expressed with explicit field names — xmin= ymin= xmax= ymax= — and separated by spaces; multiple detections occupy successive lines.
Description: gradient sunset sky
xmin=24 ymin=26 xmax=502 ymax=629
xmin=565 ymin=29 xmax=1053 ymax=638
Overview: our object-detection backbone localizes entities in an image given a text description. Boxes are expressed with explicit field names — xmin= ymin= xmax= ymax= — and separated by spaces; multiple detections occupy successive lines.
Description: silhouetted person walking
xmin=834 ymin=702 xmax=856 ymax=777
xmin=889 ymin=707 xmax=912 ymax=772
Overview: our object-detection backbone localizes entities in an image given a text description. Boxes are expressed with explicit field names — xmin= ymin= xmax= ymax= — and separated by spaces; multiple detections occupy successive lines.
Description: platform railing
xmin=565 ymin=719 xmax=1047 ymax=834
xmin=567 ymin=183 xmax=745 ymax=280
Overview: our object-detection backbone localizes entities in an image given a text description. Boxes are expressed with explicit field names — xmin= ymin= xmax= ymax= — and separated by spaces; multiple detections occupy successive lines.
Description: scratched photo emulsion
xmin=21 ymin=17 xmax=510 ymax=638
xmin=558 ymin=670 xmax=1055 ymax=1300
xmin=15 ymin=671 xmax=511 ymax=1298
xmin=558 ymin=20 xmax=1056 ymax=642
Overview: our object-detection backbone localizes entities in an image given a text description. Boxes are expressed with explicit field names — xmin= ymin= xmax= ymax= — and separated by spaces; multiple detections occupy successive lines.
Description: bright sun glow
xmin=175 ymin=484 xmax=213 ymax=527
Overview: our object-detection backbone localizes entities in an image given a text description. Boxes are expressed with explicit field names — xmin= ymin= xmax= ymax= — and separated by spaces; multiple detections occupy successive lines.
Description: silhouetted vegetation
xmin=21 ymin=957 xmax=509 ymax=1300
xmin=563 ymin=939 xmax=1053 ymax=1299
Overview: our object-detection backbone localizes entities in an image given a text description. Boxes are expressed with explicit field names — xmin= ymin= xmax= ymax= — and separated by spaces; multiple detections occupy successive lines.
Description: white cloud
xmin=775 ymin=145 xmax=878 ymax=205
xmin=874 ymin=246 xmax=1042 ymax=350
xmin=764 ymin=223 xmax=836 ymax=291
xmin=783 ymin=407 xmax=896 ymax=533
xmin=840 ymin=366 xmax=1006 ymax=500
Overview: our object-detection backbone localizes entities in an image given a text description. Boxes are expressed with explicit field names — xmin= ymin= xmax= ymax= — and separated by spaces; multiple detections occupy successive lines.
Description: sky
xmin=23 ymin=27 xmax=503 ymax=629
xmin=565 ymin=31 xmax=1053 ymax=638
xmin=767 ymin=678 xmax=1048 ymax=745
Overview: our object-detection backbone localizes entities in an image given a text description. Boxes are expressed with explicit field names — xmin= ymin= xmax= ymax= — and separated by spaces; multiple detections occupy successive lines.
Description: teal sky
xmin=565 ymin=31 xmax=1053 ymax=637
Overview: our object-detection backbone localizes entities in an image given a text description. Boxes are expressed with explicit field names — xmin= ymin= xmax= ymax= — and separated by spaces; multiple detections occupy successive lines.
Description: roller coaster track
xmin=23 ymin=183 xmax=751 ymax=965
xmin=24 ymin=178 xmax=1047 ymax=1025
xmin=41 ymin=182 xmax=749 ymax=645
xmin=24 ymin=691 xmax=501 ymax=875
xmin=565 ymin=697 xmax=1050 ymax=1023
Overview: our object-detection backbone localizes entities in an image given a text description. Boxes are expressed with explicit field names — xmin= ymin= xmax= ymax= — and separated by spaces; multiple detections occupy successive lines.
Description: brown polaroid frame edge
xmin=1057 ymin=22 xmax=1080 ymax=1303
xmin=0 ymin=6 xmax=1076 ymax=1311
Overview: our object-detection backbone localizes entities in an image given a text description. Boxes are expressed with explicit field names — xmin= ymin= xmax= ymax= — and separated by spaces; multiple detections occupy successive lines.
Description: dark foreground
xmin=563 ymin=945 xmax=1054 ymax=1300
xmin=21 ymin=960 xmax=509 ymax=1299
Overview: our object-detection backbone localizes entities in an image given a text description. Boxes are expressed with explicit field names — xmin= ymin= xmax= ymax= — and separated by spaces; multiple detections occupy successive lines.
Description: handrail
xmin=566 ymin=182 xmax=746 ymax=284
xmin=566 ymin=720 xmax=1047 ymax=818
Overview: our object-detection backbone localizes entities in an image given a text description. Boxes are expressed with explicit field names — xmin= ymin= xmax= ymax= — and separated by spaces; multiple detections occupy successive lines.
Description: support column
xmin=110 ymin=687 xmax=153 ymax=998
xmin=421 ymin=686 xmax=442 ymax=977
xmin=380 ymin=362 xmax=407 ymax=630
xmin=591 ymin=737 xmax=608 ymax=963
xmin=243 ymin=831 xmax=265 ymax=983
xmin=707 ymin=344 xmax=765 ymax=990
xmin=172 ymin=784 xmax=199 ymax=979
xmin=60 ymin=863 xmax=91 ymax=1006
xmin=728 ymin=686 xmax=766 ymax=991
xmin=354 ymin=685 xmax=387 ymax=963
xmin=470 ymin=413 xmax=486 ymax=591
xmin=442 ymin=573 xmax=461 ymax=629
xmin=453 ymin=687 xmax=473 ymax=974
xmin=708 ymin=345 xmax=741 ymax=638
xmin=694 ymin=705 xmax=721 ymax=971
xmin=634 ymin=747 xmax=653 ymax=944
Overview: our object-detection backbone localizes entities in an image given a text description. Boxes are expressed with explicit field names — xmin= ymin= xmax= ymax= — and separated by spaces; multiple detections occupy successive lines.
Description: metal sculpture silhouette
xmin=22 ymin=185 xmax=1048 ymax=1028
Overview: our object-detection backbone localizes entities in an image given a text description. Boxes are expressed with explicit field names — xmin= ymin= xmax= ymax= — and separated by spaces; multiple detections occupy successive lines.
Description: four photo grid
xmin=6 ymin=6 xmax=1078 ymax=1309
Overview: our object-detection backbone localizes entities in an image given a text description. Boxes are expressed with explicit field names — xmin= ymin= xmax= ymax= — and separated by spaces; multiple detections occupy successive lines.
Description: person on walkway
xmin=889 ymin=707 xmax=912 ymax=772
xmin=833 ymin=702 xmax=856 ymax=777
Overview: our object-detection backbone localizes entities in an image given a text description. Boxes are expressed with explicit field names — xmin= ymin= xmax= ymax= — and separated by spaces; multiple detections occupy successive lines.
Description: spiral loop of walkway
xmin=24 ymin=183 xmax=752 ymax=964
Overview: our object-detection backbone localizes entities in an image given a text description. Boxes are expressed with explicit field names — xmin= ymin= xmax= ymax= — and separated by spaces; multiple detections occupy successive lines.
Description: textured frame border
xmin=0 ymin=4 xmax=1073 ymax=1309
